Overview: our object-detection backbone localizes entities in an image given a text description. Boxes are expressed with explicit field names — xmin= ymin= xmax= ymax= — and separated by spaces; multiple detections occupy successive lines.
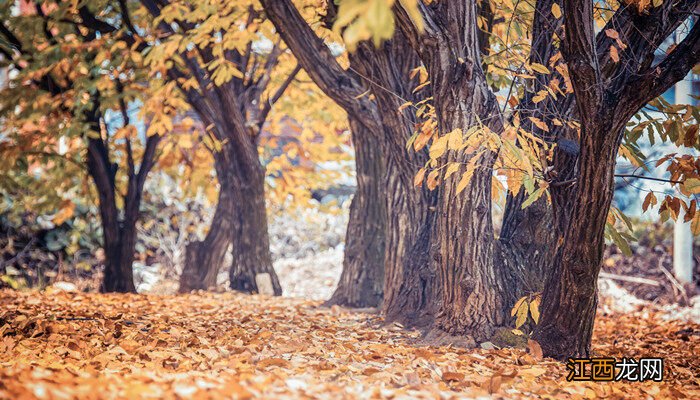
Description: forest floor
xmin=1 ymin=289 xmax=699 ymax=399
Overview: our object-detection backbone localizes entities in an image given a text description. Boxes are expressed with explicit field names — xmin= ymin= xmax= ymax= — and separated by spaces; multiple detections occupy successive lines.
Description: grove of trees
xmin=1 ymin=0 xmax=698 ymax=361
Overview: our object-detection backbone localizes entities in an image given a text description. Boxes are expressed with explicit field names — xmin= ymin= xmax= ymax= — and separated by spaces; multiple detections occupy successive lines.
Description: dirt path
xmin=0 ymin=290 xmax=698 ymax=399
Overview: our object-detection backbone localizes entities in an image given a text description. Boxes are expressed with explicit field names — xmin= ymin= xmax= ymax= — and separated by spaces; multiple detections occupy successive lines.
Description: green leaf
xmin=521 ymin=186 xmax=546 ymax=209
xmin=608 ymin=224 xmax=632 ymax=256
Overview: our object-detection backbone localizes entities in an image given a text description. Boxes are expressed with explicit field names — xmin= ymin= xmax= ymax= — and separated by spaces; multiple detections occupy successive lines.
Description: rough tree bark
xmin=179 ymin=143 xmax=283 ymax=296
xmin=177 ymin=112 xmax=283 ymax=295
xmin=326 ymin=117 xmax=386 ymax=308
xmin=82 ymin=87 xmax=160 ymax=294
xmin=393 ymin=1 xmax=516 ymax=344
xmin=350 ymin=43 xmax=438 ymax=327
xmin=227 ymin=147 xmax=282 ymax=295
xmin=500 ymin=0 xmax=698 ymax=307
xmin=88 ymin=131 xmax=160 ymax=294
xmin=138 ymin=1 xmax=290 ymax=296
xmin=262 ymin=0 xmax=439 ymax=326
xmin=534 ymin=0 xmax=700 ymax=359
xmin=179 ymin=156 xmax=234 ymax=292
xmin=497 ymin=0 xmax=564 ymax=296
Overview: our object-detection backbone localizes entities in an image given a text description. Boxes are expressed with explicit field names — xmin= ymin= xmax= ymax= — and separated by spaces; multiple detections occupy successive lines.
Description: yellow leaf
xmin=52 ymin=201 xmax=75 ymax=226
xmin=692 ymin=213 xmax=700 ymax=235
xmin=530 ymin=63 xmax=550 ymax=75
xmin=414 ymin=167 xmax=426 ymax=187
xmin=398 ymin=101 xmax=413 ymax=112
xmin=429 ymin=134 xmax=448 ymax=160
xmin=521 ymin=186 xmax=546 ymax=209
xmin=426 ymin=170 xmax=439 ymax=190
xmin=529 ymin=297 xmax=541 ymax=324
xmin=528 ymin=117 xmax=549 ymax=132
xmin=444 ymin=162 xmax=460 ymax=180
xmin=398 ymin=0 xmax=425 ymax=32
xmin=447 ymin=128 xmax=463 ymax=150
xmin=551 ymin=3 xmax=562 ymax=18
xmin=684 ymin=178 xmax=700 ymax=194
xmin=511 ymin=296 xmax=527 ymax=317
xmin=515 ymin=301 xmax=528 ymax=329
xmin=532 ymin=90 xmax=548 ymax=103
xmin=456 ymin=170 xmax=474 ymax=194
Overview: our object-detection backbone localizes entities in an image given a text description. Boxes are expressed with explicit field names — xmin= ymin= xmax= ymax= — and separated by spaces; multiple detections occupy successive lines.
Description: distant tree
xmin=0 ymin=0 xmax=165 ymax=292
xmin=134 ymin=0 xmax=349 ymax=294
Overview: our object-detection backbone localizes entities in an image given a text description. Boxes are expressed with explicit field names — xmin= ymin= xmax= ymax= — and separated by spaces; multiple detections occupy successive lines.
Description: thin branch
xmin=258 ymin=63 xmax=301 ymax=128
xmin=624 ymin=20 xmax=700 ymax=113
xmin=552 ymin=173 xmax=684 ymax=187
xmin=118 ymin=0 xmax=137 ymax=33
xmin=116 ymin=80 xmax=135 ymax=180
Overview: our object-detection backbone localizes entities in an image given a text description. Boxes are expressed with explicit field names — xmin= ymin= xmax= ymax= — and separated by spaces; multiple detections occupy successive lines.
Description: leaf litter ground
xmin=0 ymin=289 xmax=698 ymax=399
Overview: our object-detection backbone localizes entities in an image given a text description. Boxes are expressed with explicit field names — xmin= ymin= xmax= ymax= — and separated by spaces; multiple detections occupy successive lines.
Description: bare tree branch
xmin=258 ymin=63 xmax=302 ymax=129
xmin=260 ymin=0 xmax=381 ymax=132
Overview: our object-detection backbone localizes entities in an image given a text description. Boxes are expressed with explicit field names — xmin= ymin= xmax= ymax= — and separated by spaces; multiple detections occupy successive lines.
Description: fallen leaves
xmin=0 ymin=289 xmax=698 ymax=399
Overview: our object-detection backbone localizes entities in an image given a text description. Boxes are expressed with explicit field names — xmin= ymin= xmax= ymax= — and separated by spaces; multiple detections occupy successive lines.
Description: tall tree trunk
xmin=533 ymin=122 xmax=620 ymax=358
xmin=86 ymin=136 xmax=136 ymax=293
xmin=100 ymin=221 xmax=137 ymax=293
xmin=392 ymin=2 xmax=517 ymax=343
xmin=350 ymin=42 xmax=439 ymax=327
xmin=179 ymin=159 xmax=234 ymax=292
xmin=228 ymin=154 xmax=282 ymax=295
xmin=429 ymin=95 xmax=513 ymax=345
xmin=326 ymin=117 xmax=386 ymax=308
xmin=495 ymin=0 xmax=565 ymax=297
xmin=87 ymin=132 xmax=159 ymax=294
xmin=380 ymin=159 xmax=437 ymax=326
xmin=225 ymin=137 xmax=282 ymax=296
xmin=260 ymin=0 xmax=438 ymax=324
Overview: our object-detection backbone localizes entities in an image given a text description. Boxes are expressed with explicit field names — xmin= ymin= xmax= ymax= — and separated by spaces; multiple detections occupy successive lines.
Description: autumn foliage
xmin=1 ymin=0 xmax=700 ymax=396
xmin=1 ymin=290 xmax=698 ymax=399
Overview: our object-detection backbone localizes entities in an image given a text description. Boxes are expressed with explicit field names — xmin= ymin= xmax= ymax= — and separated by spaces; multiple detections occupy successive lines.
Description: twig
xmin=0 ymin=237 xmax=36 ymax=269
xmin=615 ymin=174 xmax=683 ymax=185
xmin=599 ymin=271 xmax=660 ymax=286
xmin=551 ymin=174 xmax=684 ymax=187
xmin=657 ymin=261 xmax=689 ymax=304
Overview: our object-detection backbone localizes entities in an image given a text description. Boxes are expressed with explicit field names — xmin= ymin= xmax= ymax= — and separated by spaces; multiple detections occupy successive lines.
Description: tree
xmin=532 ymin=0 xmax=700 ymax=358
xmin=325 ymin=116 xmax=386 ymax=307
xmin=331 ymin=0 xmax=699 ymax=355
xmin=0 ymin=0 xmax=165 ymax=292
xmin=134 ymin=0 xmax=309 ymax=294
xmin=262 ymin=0 xmax=440 ymax=317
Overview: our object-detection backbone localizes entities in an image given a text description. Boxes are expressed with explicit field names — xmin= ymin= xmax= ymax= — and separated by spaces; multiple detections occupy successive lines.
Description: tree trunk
xmin=391 ymin=2 xmax=515 ymax=343
xmin=350 ymin=41 xmax=439 ymax=327
xmin=179 ymin=162 xmax=234 ymax=293
xmin=260 ymin=0 xmax=438 ymax=323
xmin=86 ymin=137 xmax=137 ymax=293
xmin=101 ymin=218 xmax=144 ymax=293
xmin=100 ymin=226 xmax=137 ymax=293
xmin=228 ymin=149 xmax=282 ymax=296
xmin=178 ymin=155 xmax=235 ymax=293
xmin=533 ymin=119 xmax=621 ymax=359
xmin=380 ymin=165 xmax=437 ymax=326
xmin=326 ymin=117 xmax=386 ymax=308
xmin=429 ymin=98 xmax=512 ymax=345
